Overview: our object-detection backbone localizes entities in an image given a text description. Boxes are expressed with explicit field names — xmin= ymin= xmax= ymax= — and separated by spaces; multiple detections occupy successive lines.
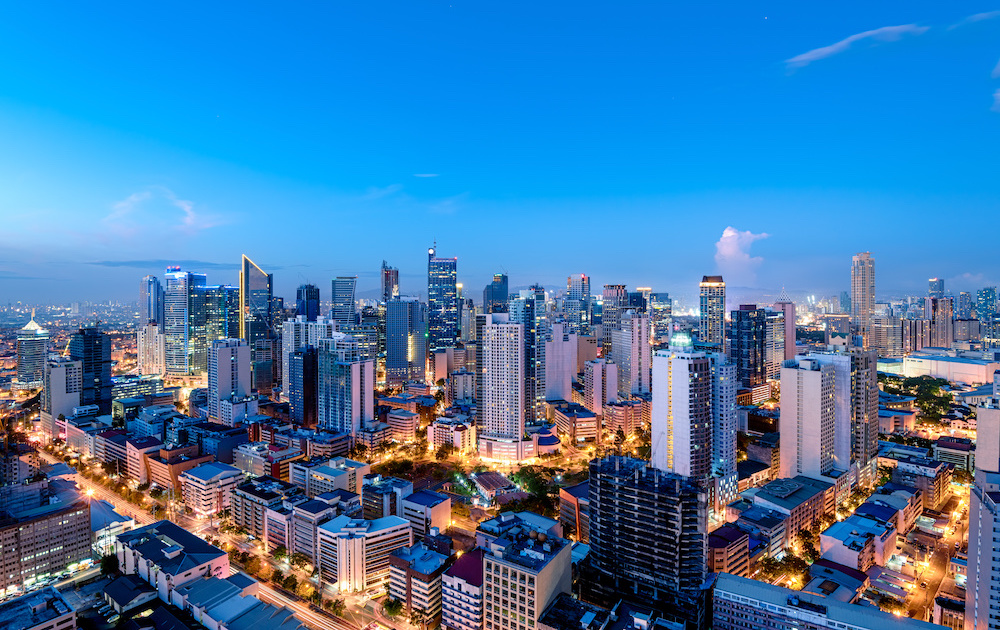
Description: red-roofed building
xmin=442 ymin=548 xmax=484 ymax=630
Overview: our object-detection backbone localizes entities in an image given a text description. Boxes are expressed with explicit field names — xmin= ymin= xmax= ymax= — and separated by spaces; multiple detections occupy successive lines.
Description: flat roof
xmin=404 ymin=489 xmax=449 ymax=508
xmin=0 ymin=587 xmax=73 ymax=630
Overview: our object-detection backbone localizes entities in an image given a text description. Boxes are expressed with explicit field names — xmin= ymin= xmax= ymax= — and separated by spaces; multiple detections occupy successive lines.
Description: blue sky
xmin=1 ymin=2 xmax=999 ymax=304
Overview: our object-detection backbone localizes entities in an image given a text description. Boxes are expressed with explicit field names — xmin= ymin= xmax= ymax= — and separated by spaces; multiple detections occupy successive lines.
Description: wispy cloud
xmin=86 ymin=259 xmax=236 ymax=270
xmin=413 ymin=173 xmax=439 ymax=178
xmin=103 ymin=187 xmax=222 ymax=239
xmin=992 ymin=89 xmax=1000 ymax=112
xmin=786 ymin=24 xmax=929 ymax=69
xmin=992 ymin=59 xmax=1000 ymax=79
xmin=714 ymin=227 xmax=769 ymax=285
xmin=361 ymin=184 xmax=403 ymax=201
xmin=949 ymin=10 xmax=1000 ymax=29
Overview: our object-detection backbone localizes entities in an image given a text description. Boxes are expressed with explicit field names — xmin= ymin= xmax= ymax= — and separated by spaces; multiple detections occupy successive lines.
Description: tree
xmin=136 ymin=482 xmax=150 ymax=492
xmin=328 ymin=598 xmax=346 ymax=617
xmin=290 ymin=552 xmax=310 ymax=569
xmin=283 ymin=575 xmax=298 ymax=592
xmin=245 ymin=556 xmax=262 ymax=575
xmin=272 ymin=545 xmax=287 ymax=561
xmin=383 ymin=597 xmax=404 ymax=618
xmin=878 ymin=596 xmax=907 ymax=615
xmin=271 ymin=571 xmax=284 ymax=585
xmin=296 ymin=580 xmax=314 ymax=599
xmin=436 ymin=443 xmax=455 ymax=461
xmin=149 ymin=487 xmax=163 ymax=500
xmin=100 ymin=554 xmax=120 ymax=575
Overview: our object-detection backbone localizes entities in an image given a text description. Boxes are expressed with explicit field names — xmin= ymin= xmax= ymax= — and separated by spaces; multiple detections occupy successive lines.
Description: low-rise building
xmin=288 ymin=456 xmax=369 ymax=497
xmin=602 ymin=399 xmax=643 ymax=438
xmin=91 ymin=498 xmax=135 ymax=557
xmin=234 ymin=442 xmax=304 ymax=481
xmin=362 ymin=474 xmax=413 ymax=519
xmin=180 ymin=461 xmax=244 ymax=516
xmin=933 ymin=437 xmax=975 ymax=472
xmin=553 ymin=403 xmax=599 ymax=444
xmin=558 ymin=481 xmax=590 ymax=543
xmin=537 ymin=592 xmax=610 ymax=630
xmin=864 ymin=483 xmax=922 ymax=535
xmin=146 ymin=444 xmax=213 ymax=492
xmin=274 ymin=428 xmax=351 ymax=459
xmin=389 ymin=543 xmax=452 ymax=627
xmin=477 ymin=511 xmax=563 ymax=548
xmin=429 ymin=417 xmax=476 ymax=453
xmin=317 ymin=515 xmax=413 ymax=593
xmin=890 ymin=457 xmax=953 ymax=509
xmin=124 ymin=436 xmax=163 ymax=484
xmin=820 ymin=514 xmax=897 ymax=572
xmin=748 ymin=476 xmax=834 ymax=539
xmin=388 ymin=409 xmax=420 ymax=442
xmin=356 ymin=421 xmax=392 ymax=450
xmin=231 ymin=476 xmax=302 ymax=541
xmin=103 ymin=574 xmax=157 ymax=615
xmin=402 ymin=490 xmax=451 ymax=539
xmin=708 ymin=524 xmax=749 ymax=577
xmin=0 ymin=587 xmax=75 ymax=630
xmin=802 ymin=559 xmax=869 ymax=604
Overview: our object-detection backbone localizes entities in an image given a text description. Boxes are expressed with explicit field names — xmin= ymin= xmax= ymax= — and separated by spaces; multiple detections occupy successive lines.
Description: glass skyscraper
xmin=386 ymin=297 xmax=426 ymax=385
xmin=69 ymin=326 xmax=113 ymax=414
xmin=483 ymin=273 xmax=508 ymax=314
xmin=239 ymin=255 xmax=273 ymax=354
xmin=427 ymin=245 xmax=458 ymax=352
xmin=140 ymin=275 xmax=165 ymax=326
xmin=296 ymin=284 xmax=320 ymax=322
xmin=164 ymin=268 xmax=207 ymax=376
xmin=332 ymin=276 xmax=358 ymax=328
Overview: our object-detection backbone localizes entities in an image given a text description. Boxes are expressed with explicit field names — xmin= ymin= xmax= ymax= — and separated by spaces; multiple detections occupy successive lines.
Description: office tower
xmin=609 ymin=310 xmax=650 ymax=399
xmin=730 ymin=305 xmax=767 ymax=388
xmin=710 ymin=352 xmax=739 ymax=510
xmin=850 ymin=252 xmax=875 ymax=343
xmin=207 ymin=339 xmax=251 ymax=421
xmin=509 ymin=286 xmax=547 ymax=424
xmin=587 ymin=456 xmax=707 ymax=629
xmin=627 ymin=291 xmax=648 ymax=312
xmin=565 ymin=274 xmax=592 ymax=334
xmin=332 ymin=276 xmax=358 ymax=328
xmin=928 ymin=277 xmax=945 ymax=299
xmin=288 ymin=346 xmax=318 ymax=428
xmin=40 ymin=358 xmax=82 ymax=440
xmin=13 ymin=311 xmax=47 ymax=390
xmin=317 ymin=334 xmax=374 ymax=439
xmin=924 ymin=297 xmax=954 ymax=348
xmin=600 ymin=284 xmax=628 ymax=354
xmin=164 ymin=268 xmax=207 ymax=376
xmin=296 ymin=284 xmax=321 ymax=322
xmin=583 ymin=359 xmax=617 ymax=414
xmin=239 ymin=254 xmax=273 ymax=347
xmin=139 ymin=275 xmax=164 ymax=326
xmin=483 ymin=273 xmax=508 ymax=314
xmin=137 ymin=322 xmax=166 ymax=376
xmin=958 ymin=291 xmax=973 ymax=320
xmin=699 ymin=275 xmax=726 ymax=346
xmin=966 ymin=399 xmax=1000 ymax=630
xmin=386 ymin=297 xmax=427 ymax=385
xmin=978 ymin=287 xmax=997 ymax=321
xmin=651 ymin=333 xmax=711 ymax=479
xmin=779 ymin=358 xmax=836 ymax=479
xmin=477 ymin=313 xmax=527 ymax=461
xmin=280 ymin=315 xmax=338 ymax=398
xmin=648 ymin=293 xmax=672 ymax=342
xmin=764 ymin=311 xmax=785 ymax=381
xmin=544 ymin=323 xmax=577 ymax=402
xmin=68 ymin=326 xmax=112 ymax=414
xmin=839 ymin=290 xmax=851 ymax=314
xmin=427 ymin=245 xmax=459 ymax=352
xmin=773 ymin=289 xmax=796 ymax=361
xmin=381 ymin=260 xmax=399 ymax=303
xmin=343 ymin=306 xmax=379 ymax=361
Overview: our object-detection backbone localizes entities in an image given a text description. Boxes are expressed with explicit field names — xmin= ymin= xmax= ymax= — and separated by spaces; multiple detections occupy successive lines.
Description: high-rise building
xmin=958 ymin=291 xmax=973 ymax=320
xmin=509 ymin=286 xmax=547 ymax=424
xmin=288 ymin=346 xmax=318 ymax=428
xmin=773 ymin=290 xmax=796 ymax=361
xmin=978 ymin=287 xmax=997 ymax=321
xmin=317 ymin=334 xmax=374 ymax=439
xmin=582 ymin=359 xmax=617 ymax=414
xmin=609 ymin=310 xmax=650 ymax=399
xmin=137 ymin=322 xmax=166 ymax=376
xmin=428 ymin=245 xmax=459 ymax=352
xmin=649 ymin=292 xmax=672 ymax=342
xmin=477 ymin=313 xmax=527 ymax=462
xmin=710 ymin=353 xmax=738 ymax=505
xmin=332 ymin=276 xmax=358 ymax=328
xmin=296 ymin=284 xmax=321 ymax=322
xmin=483 ymin=273 xmax=508 ymax=314
xmin=69 ymin=326 xmax=112 ymax=414
xmin=40 ymin=358 xmax=81 ymax=440
xmin=386 ymin=297 xmax=427 ymax=385
xmin=779 ymin=358 xmax=836 ymax=480
xmin=600 ymin=284 xmax=628 ymax=355
xmin=764 ymin=311 xmax=785 ymax=381
xmin=207 ymin=339 xmax=251 ymax=422
xmin=280 ymin=315 xmax=338 ymax=398
xmin=164 ymin=268 xmax=206 ymax=376
xmin=544 ymin=323 xmax=577 ymax=402
xmin=381 ymin=261 xmax=400 ymax=303
xmin=924 ymin=297 xmax=954 ymax=348
xmin=928 ymin=277 xmax=945 ymax=299
xmin=13 ymin=312 xmax=48 ymax=391
xmin=699 ymin=276 xmax=726 ymax=346
xmin=565 ymin=274 xmax=592 ymax=334
xmin=201 ymin=285 xmax=240 ymax=347
xmin=730 ymin=305 xmax=767 ymax=388
xmin=587 ymin=456 xmax=707 ymax=628
xmin=651 ymin=332 xmax=712 ymax=480
xmin=139 ymin=275 xmax=164 ymax=326
xmin=966 ymin=399 xmax=1000 ymax=630
xmin=850 ymin=252 xmax=876 ymax=344
xmin=239 ymin=255 xmax=274 ymax=358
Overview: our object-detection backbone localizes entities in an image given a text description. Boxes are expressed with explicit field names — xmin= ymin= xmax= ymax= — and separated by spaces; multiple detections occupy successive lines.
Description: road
xmin=907 ymin=488 xmax=970 ymax=620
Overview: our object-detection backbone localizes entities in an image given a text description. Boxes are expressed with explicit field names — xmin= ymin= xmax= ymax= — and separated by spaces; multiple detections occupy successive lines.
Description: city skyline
xmin=2 ymin=3 xmax=1000 ymax=301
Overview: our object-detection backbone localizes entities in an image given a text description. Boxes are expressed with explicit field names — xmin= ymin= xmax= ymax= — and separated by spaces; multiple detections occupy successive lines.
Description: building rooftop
xmin=854 ymin=502 xmax=899 ymax=525
xmin=362 ymin=474 xmax=413 ymax=494
xmin=538 ymin=593 xmax=610 ymax=630
xmin=126 ymin=436 xmax=164 ymax=450
xmin=490 ymin=524 xmax=569 ymax=571
xmin=404 ymin=489 xmax=449 ymax=508
xmin=181 ymin=462 xmax=242 ymax=482
xmin=234 ymin=476 xmax=298 ymax=501
xmin=91 ymin=498 xmax=132 ymax=532
xmin=445 ymin=547 xmax=485 ymax=587
xmin=319 ymin=514 xmax=410 ymax=536
xmin=0 ymin=587 xmax=73 ymax=630
xmin=561 ymin=480 xmax=590 ymax=500
xmin=104 ymin=574 xmax=156 ymax=608
xmin=754 ymin=475 xmax=832 ymax=512
xmin=709 ymin=524 xmax=748 ymax=548
xmin=391 ymin=543 xmax=450 ymax=576
xmin=478 ymin=511 xmax=560 ymax=538
xmin=117 ymin=520 xmax=226 ymax=577
xmin=737 ymin=460 xmax=770 ymax=479
xmin=471 ymin=471 xmax=513 ymax=493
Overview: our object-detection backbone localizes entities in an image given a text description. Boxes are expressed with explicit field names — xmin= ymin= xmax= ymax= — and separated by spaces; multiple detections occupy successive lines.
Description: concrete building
xmin=964 ymin=400 xmax=1000 ymax=630
xmin=774 ymin=290 xmax=797 ymax=361
xmin=429 ymin=417 xmax=475 ymax=453
xmin=699 ymin=275 xmax=726 ymax=346
xmin=441 ymin=547 xmax=485 ymax=630
xmin=388 ymin=409 xmax=419 ymax=442
xmin=602 ymin=399 xmax=643 ymax=437
xmin=145 ymin=444 xmax=213 ymax=492
xmin=362 ymin=474 xmax=413 ymax=519
xmin=231 ymin=476 xmax=301 ymax=540
xmin=750 ymin=476 xmax=834 ymax=540
xmin=40 ymin=357 xmax=82 ymax=441
xmin=137 ymin=322 xmax=166 ymax=377
xmin=582 ymin=359 xmax=617 ymax=415
xmin=287 ymin=456 xmax=369 ymax=497
xmin=558 ymin=481 xmax=590 ymax=543
xmin=279 ymin=315 xmax=338 ymax=399
xmin=651 ymin=333 xmax=712 ymax=479
xmin=820 ymin=514 xmax=896 ymax=572
xmin=851 ymin=252 xmax=876 ymax=344
xmin=125 ymin=436 xmax=163 ymax=484
xmin=0 ymin=587 xmax=75 ymax=630
xmin=890 ymin=457 xmax=952 ymax=509
xmin=478 ymin=313 xmax=530 ymax=462
xmin=207 ymin=338 xmax=252 ymax=422
xmin=401 ymin=490 xmax=451 ymax=540
xmin=317 ymin=334 xmax=375 ymax=440
xmin=317 ymin=515 xmax=413 ymax=593
xmin=553 ymin=403 xmax=599 ymax=444
xmin=780 ymin=358 xmax=836 ymax=479
xmin=388 ymin=543 xmax=451 ymax=627
xmin=544 ymin=323 xmax=578 ymax=402
xmin=234 ymin=441 xmax=304 ymax=480
xmin=708 ymin=524 xmax=750 ymax=578
xmin=180 ymin=461 xmax=244 ymax=516
xmin=610 ymin=310 xmax=651 ymax=399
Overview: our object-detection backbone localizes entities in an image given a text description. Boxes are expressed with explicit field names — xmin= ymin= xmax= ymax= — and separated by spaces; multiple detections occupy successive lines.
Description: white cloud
xmin=786 ymin=24 xmax=929 ymax=69
xmin=103 ymin=187 xmax=221 ymax=239
xmin=413 ymin=173 xmax=439 ymax=178
xmin=949 ymin=10 xmax=1000 ymax=29
xmin=714 ymin=227 xmax=769 ymax=286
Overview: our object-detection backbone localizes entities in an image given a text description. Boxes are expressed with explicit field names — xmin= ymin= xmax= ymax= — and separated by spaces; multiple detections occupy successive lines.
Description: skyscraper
xmin=385 ymin=297 xmax=427 ymax=385
xmin=296 ymin=284 xmax=321 ymax=322
xmin=137 ymin=322 xmax=165 ymax=376
xmin=957 ymin=291 xmax=973 ymax=320
xmin=208 ymin=338 xmax=251 ymax=422
xmin=773 ymin=289 xmax=796 ymax=361
xmin=710 ymin=352 xmax=738 ymax=510
xmin=965 ymin=398 xmax=1000 ymax=630
xmin=280 ymin=315 xmax=338 ymax=397
xmin=609 ymin=310 xmax=651 ymax=399
xmin=509 ymin=286 xmax=546 ymax=424
xmin=380 ymin=261 xmax=399 ymax=303
xmin=779 ymin=358 xmax=836 ymax=479
xmin=40 ymin=357 xmax=82 ymax=440
xmin=239 ymin=253 xmax=273 ymax=351
xmin=332 ymin=276 xmax=358 ymax=328
xmin=483 ymin=273 xmax=508 ymax=314
xmin=317 ymin=334 xmax=374 ymax=439
xmin=202 ymin=285 xmax=240 ymax=347
xmin=651 ymin=332 xmax=712 ymax=480
xmin=924 ymin=297 xmax=954 ymax=348
xmin=139 ymin=275 xmax=165 ymax=326
xmin=586 ymin=456 xmax=707 ymax=629
xmin=288 ymin=346 xmax=318 ymax=428
xmin=544 ymin=323 xmax=577 ymax=402
xmin=13 ymin=311 xmax=47 ymax=391
xmin=850 ymin=252 xmax=875 ymax=344
xmin=427 ymin=245 xmax=459 ymax=351
xmin=565 ymin=274 xmax=592 ymax=334
xmin=477 ymin=313 xmax=527 ymax=462
xmin=699 ymin=276 xmax=726 ymax=346
xmin=68 ymin=326 xmax=112 ymax=414
xmin=928 ymin=277 xmax=945 ymax=299
xmin=648 ymin=292 xmax=672 ymax=342
xmin=164 ymin=268 xmax=206 ymax=376
xmin=600 ymin=284 xmax=628 ymax=355
xmin=730 ymin=305 xmax=767 ymax=388
xmin=978 ymin=287 xmax=997 ymax=321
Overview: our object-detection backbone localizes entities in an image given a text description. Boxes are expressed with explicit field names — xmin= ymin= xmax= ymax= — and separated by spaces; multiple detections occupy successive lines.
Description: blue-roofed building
xmin=820 ymin=514 xmax=897 ymax=572
xmin=402 ymin=490 xmax=451 ymax=539
xmin=179 ymin=461 xmax=244 ymax=516
xmin=172 ymin=574 xmax=303 ymax=630
xmin=91 ymin=498 xmax=135 ymax=556
xmin=388 ymin=542 xmax=452 ymax=627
